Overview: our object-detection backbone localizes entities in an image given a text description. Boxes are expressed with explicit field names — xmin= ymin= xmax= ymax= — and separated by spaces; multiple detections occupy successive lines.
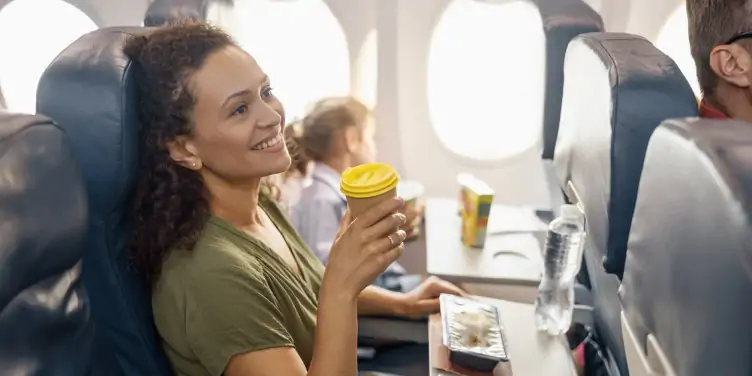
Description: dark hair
xmin=687 ymin=0 xmax=752 ymax=96
xmin=124 ymin=21 xmax=236 ymax=283
xmin=290 ymin=96 xmax=371 ymax=176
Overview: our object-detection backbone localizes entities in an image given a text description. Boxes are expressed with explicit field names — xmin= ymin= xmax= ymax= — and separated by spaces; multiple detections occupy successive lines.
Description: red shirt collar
xmin=699 ymin=99 xmax=729 ymax=119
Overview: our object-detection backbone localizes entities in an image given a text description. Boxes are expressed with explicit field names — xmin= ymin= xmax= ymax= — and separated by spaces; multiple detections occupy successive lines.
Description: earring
xmin=191 ymin=161 xmax=198 ymax=168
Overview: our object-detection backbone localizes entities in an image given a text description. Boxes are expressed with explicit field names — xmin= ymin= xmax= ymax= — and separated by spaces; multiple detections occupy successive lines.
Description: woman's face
xmin=169 ymin=45 xmax=290 ymax=184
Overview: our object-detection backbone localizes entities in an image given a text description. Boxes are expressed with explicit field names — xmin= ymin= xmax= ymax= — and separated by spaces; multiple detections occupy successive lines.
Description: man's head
xmin=688 ymin=0 xmax=752 ymax=98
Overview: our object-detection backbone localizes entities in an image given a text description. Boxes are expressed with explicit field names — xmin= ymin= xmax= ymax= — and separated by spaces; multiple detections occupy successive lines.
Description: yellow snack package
xmin=457 ymin=174 xmax=494 ymax=248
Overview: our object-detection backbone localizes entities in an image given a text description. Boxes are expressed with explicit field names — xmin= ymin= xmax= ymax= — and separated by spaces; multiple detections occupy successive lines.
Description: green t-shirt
xmin=152 ymin=196 xmax=326 ymax=376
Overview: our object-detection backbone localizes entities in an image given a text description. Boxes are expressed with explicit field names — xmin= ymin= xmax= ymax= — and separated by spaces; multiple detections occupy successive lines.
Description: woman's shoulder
xmin=157 ymin=221 xmax=265 ymax=287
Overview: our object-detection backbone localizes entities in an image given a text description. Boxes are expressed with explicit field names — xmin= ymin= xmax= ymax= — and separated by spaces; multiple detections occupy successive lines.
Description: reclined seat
xmin=0 ymin=112 xmax=96 ymax=375
xmin=621 ymin=118 xmax=752 ymax=376
xmin=553 ymin=32 xmax=699 ymax=375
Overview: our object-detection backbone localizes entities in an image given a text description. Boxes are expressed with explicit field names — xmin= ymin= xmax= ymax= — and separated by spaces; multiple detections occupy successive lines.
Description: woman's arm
xmin=226 ymin=287 xmax=358 ymax=376
xmin=225 ymin=198 xmax=409 ymax=376
xmin=357 ymin=285 xmax=408 ymax=317
xmin=357 ymin=277 xmax=467 ymax=319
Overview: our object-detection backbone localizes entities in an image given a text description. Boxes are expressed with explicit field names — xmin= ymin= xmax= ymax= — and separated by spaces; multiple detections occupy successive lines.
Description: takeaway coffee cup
xmin=340 ymin=163 xmax=400 ymax=219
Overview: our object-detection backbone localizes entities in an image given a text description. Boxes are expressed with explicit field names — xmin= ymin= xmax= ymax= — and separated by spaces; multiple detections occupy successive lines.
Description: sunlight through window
xmin=0 ymin=0 xmax=97 ymax=114
xmin=214 ymin=0 xmax=351 ymax=121
xmin=353 ymin=29 xmax=377 ymax=110
xmin=656 ymin=3 xmax=701 ymax=96
xmin=427 ymin=0 xmax=545 ymax=161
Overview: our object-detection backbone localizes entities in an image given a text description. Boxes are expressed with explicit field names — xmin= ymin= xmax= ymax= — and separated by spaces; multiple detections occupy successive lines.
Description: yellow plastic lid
xmin=340 ymin=163 xmax=400 ymax=198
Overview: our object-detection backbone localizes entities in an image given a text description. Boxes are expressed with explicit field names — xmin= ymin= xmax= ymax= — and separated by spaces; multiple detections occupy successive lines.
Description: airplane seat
xmin=553 ymin=32 xmax=699 ymax=376
xmin=36 ymin=27 xmax=173 ymax=376
xmin=143 ymin=1 xmax=204 ymax=27
xmin=0 ymin=112 xmax=95 ymax=374
xmin=535 ymin=0 xmax=603 ymax=292
xmin=621 ymin=118 xmax=752 ymax=376
xmin=538 ymin=0 xmax=603 ymax=161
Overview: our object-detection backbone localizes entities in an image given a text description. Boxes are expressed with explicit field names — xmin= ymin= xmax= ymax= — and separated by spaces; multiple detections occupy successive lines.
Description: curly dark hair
xmin=124 ymin=21 xmax=236 ymax=283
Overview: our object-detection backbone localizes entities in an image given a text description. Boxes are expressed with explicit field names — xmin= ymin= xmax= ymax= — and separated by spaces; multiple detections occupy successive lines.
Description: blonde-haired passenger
xmin=290 ymin=97 xmax=430 ymax=293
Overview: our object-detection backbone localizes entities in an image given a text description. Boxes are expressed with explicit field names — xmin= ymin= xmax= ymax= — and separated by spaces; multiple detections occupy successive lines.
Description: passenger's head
xmin=688 ymin=0 xmax=752 ymax=99
xmin=125 ymin=21 xmax=289 ymax=281
xmin=291 ymin=96 xmax=376 ymax=175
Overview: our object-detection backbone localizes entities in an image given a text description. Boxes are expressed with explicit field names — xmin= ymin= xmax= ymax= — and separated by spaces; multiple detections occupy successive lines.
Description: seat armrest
xmin=358 ymin=316 xmax=428 ymax=344
xmin=572 ymin=304 xmax=594 ymax=327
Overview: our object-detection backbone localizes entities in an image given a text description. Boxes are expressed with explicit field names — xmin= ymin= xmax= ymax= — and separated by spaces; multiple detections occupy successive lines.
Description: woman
xmin=289 ymin=97 xmax=423 ymax=293
xmin=125 ymin=22 xmax=462 ymax=376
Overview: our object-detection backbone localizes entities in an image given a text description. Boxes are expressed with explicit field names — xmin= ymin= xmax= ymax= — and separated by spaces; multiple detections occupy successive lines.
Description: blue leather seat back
xmin=553 ymin=32 xmax=699 ymax=376
xmin=36 ymin=27 xmax=172 ymax=376
xmin=0 ymin=112 xmax=94 ymax=375
xmin=537 ymin=0 xmax=603 ymax=160
xmin=555 ymin=31 xmax=699 ymax=277
xmin=622 ymin=118 xmax=752 ymax=376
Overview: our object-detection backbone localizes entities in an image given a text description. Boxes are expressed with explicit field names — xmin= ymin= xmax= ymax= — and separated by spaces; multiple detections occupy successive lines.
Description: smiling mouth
xmin=251 ymin=133 xmax=283 ymax=151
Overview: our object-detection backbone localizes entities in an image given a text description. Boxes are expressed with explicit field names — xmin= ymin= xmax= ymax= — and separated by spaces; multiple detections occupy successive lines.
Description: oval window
xmin=216 ymin=0 xmax=351 ymax=121
xmin=427 ymin=0 xmax=545 ymax=161
xmin=0 ymin=0 xmax=98 ymax=114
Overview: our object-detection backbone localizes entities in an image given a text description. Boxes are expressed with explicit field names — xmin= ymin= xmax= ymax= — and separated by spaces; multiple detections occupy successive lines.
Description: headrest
xmin=535 ymin=0 xmax=603 ymax=159
xmin=0 ymin=112 xmax=93 ymax=374
xmin=36 ymin=27 xmax=172 ymax=375
xmin=621 ymin=118 xmax=752 ymax=376
xmin=553 ymin=32 xmax=699 ymax=278
xmin=144 ymin=0 xmax=205 ymax=27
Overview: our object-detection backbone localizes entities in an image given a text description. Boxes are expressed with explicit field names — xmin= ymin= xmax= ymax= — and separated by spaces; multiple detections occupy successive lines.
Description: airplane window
xmin=213 ymin=0 xmax=350 ymax=121
xmin=206 ymin=1 xmax=237 ymax=31
xmin=353 ymin=29 xmax=377 ymax=109
xmin=0 ymin=0 xmax=97 ymax=114
xmin=656 ymin=3 xmax=701 ymax=96
xmin=427 ymin=0 xmax=545 ymax=161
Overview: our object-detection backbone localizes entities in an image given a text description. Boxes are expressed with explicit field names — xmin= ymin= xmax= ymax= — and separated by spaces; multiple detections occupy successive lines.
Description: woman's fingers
xmin=352 ymin=197 xmax=404 ymax=229
xmin=373 ymin=230 xmax=407 ymax=254
xmin=378 ymin=241 xmax=405 ymax=266
xmin=362 ymin=212 xmax=406 ymax=241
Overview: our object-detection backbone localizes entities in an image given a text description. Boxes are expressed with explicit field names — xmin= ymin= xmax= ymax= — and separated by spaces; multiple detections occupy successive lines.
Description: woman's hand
xmin=400 ymin=203 xmax=424 ymax=239
xmin=322 ymin=197 xmax=408 ymax=299
xmin=398 ymin=276 xmax=466 ymax=319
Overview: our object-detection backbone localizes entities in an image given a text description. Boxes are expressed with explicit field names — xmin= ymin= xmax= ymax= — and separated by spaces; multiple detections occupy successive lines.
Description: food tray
xmin=440 ymin=294 xmax=509 ymax=372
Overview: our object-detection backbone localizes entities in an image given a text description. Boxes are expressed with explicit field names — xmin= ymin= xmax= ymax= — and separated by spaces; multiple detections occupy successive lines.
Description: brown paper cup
xmin=346 ymin=187 xmax=397 ymax=219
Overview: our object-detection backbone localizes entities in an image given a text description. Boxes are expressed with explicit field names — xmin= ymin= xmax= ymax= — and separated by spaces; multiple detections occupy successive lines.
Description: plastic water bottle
xmin=535 ymin=204 xmax=586 ymax=336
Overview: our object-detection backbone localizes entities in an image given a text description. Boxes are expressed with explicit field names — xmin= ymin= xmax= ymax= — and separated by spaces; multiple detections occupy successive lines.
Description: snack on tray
xmin=457 ymin=174 xmax=494 ymax=248
xmin=454 ymin=309 xmax=494 ymax=348
xmin=440 ymin=294 xmax=508 ymax=372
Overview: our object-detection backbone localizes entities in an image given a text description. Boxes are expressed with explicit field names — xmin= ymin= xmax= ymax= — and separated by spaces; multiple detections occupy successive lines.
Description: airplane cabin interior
xmin=0 ymin=0 xmax=750 ymax=376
